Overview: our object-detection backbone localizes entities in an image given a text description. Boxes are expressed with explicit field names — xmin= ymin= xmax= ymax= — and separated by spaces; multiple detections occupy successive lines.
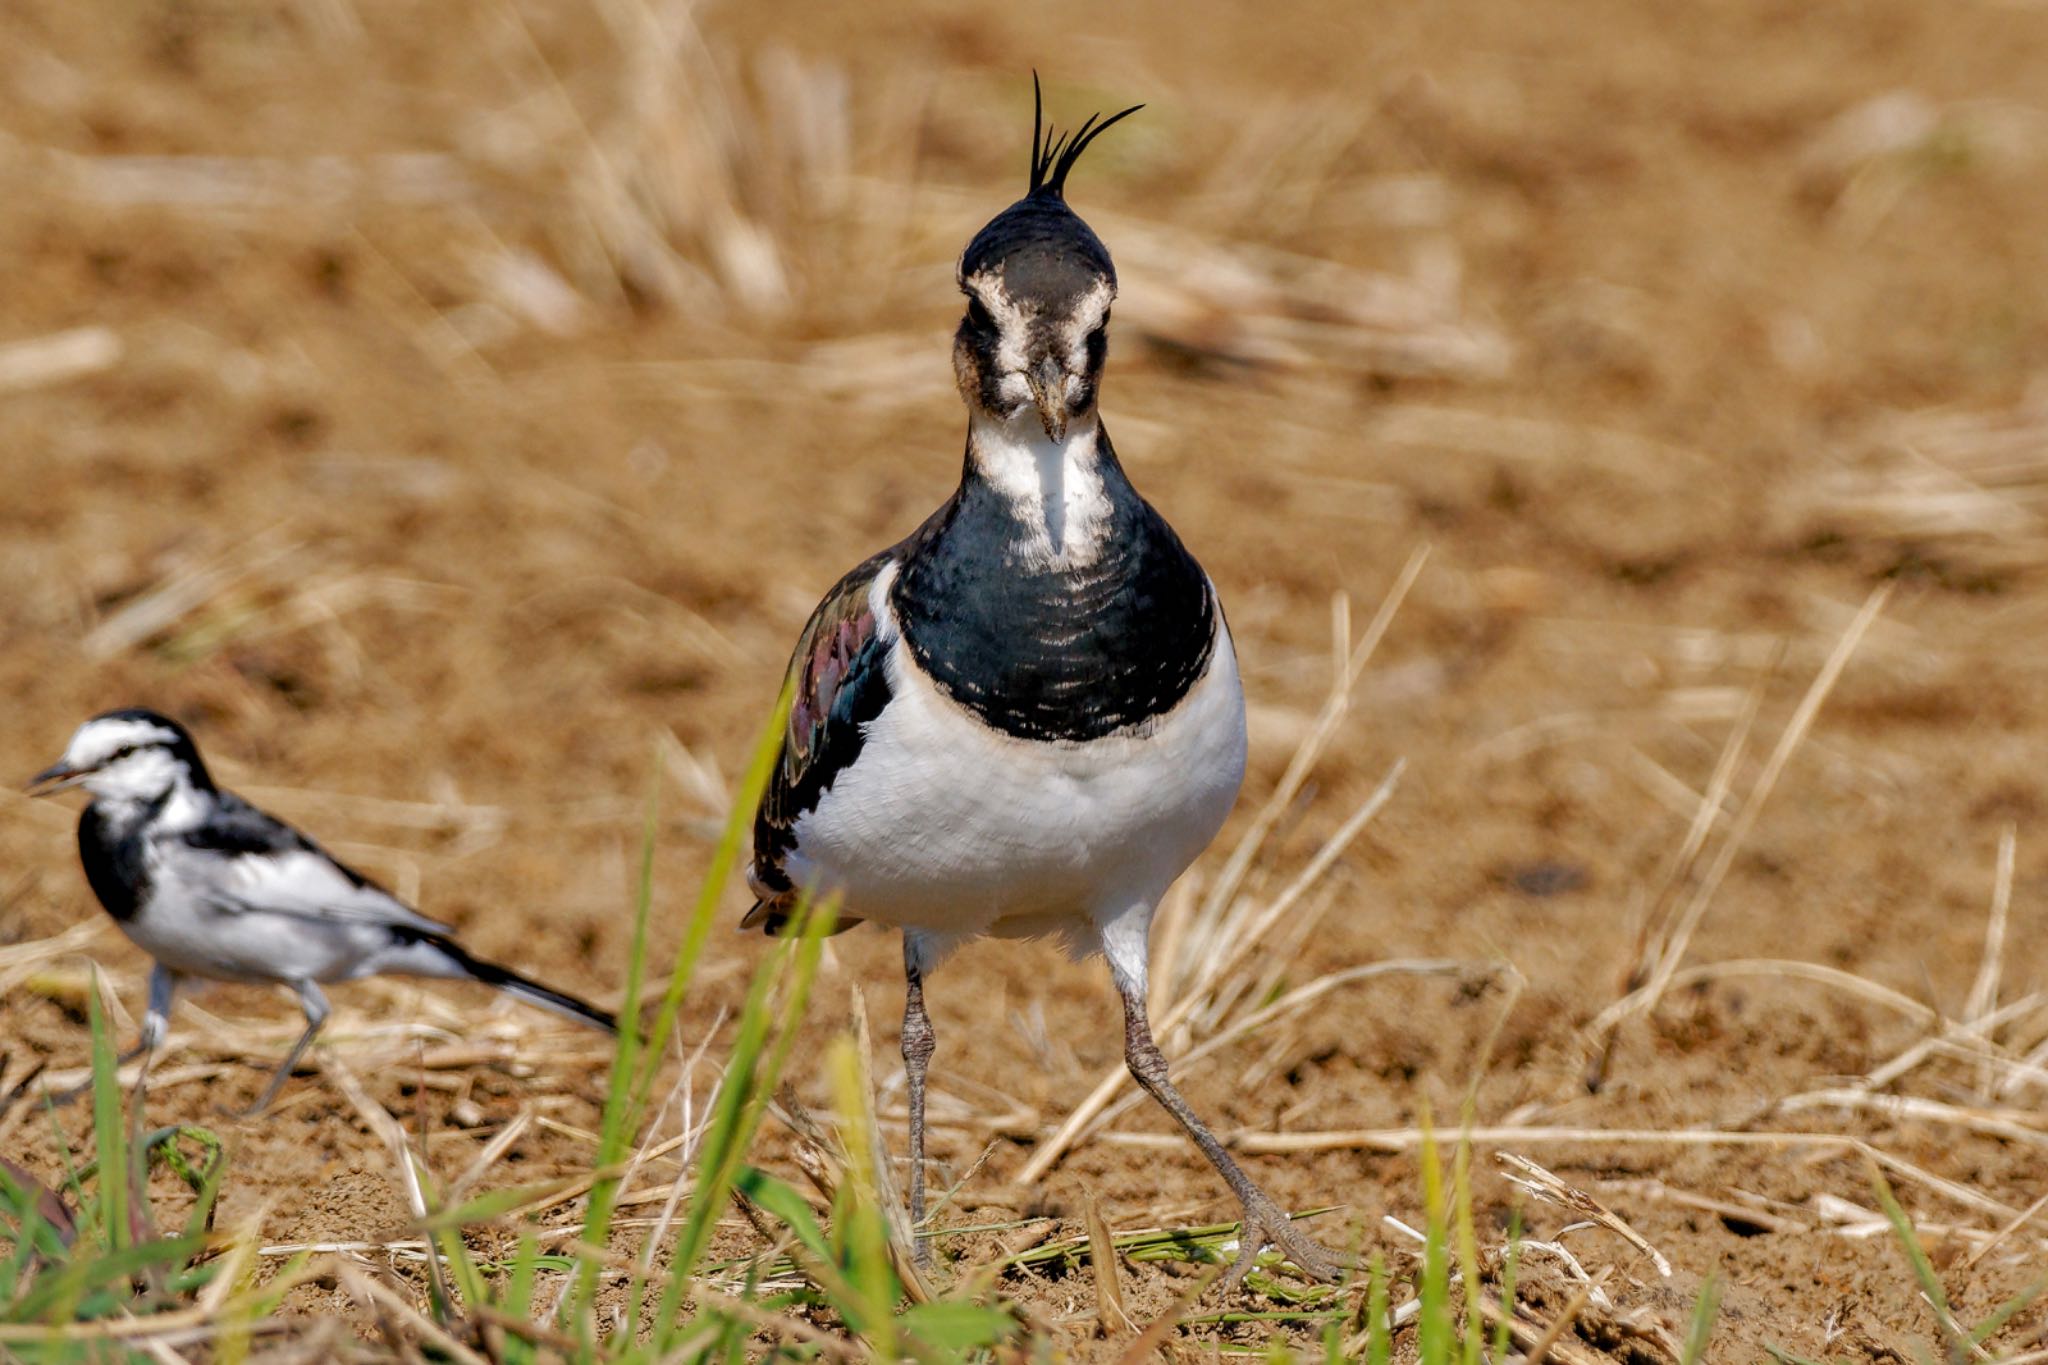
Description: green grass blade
xmin=1 ymin=1170 xmax=75 ymax=1316
xmin=629 ymin=684 xmax=794 ymax=1125
xmin=1417 ymin=1110 xmax=1451 ymax=1365
xmin=500 ymin=1230 xmax=543 ymax=1365
xmin=647 ymin=893 xmax=833 ymax=1349
xmin=1493 ymin=1209 xmax=1521 ymax=1362
xmin=581 ymin=692 xmax=793 ymax=1332
xmin=0 ymin=1170 xmax=73 ymax=1268
xmin=663 ymin=921 xmax=782 ymax=1269
xmin=415 ymin=1182 xmax=573 ymax=1235
xmin=734 ymin=1166 xmax=833 ymax=1265
xmin=1965 ymin=1272 xmax=2047 ymax=1353
xmin=1680 ymin=1273 xmax=1721 ymax=1365
xmin=168 ymin=1130 xmax=227 ymax=1239
xmin=1762 ymin=1344 xmax=1834 ymax=1364
xmin=1452 ymin=1125 xmax=1482 ymax=1365
xmin=1365 ymin=1254 xmax=1391 ymax=1365
xmin=13 ymin=1234 xmax=207 ymax=1324
xmin=825 ymin=1035 xmax=898 ymax=1358
xmin=596 ymin=765 xmax=660 ymax=1146
xmin=1868 ymin=1162 xmax=1954 ymax=1348
xmin=899 ymin=1301 xmax=1020 ymax=1354
xmin=85 ymin=978 xmax=131 ymax=1259
xmin=574 ymin=761 xmax=665 ymax=1325
xmin=411 ymin=1157 xmax=487 ymax=1325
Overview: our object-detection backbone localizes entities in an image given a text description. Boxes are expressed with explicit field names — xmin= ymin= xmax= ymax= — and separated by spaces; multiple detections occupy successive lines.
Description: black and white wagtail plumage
xmin=28 ymin=708 xmax=616 ymax=1113
xmin=746 ymin=83 xmax=1342 ymax=1285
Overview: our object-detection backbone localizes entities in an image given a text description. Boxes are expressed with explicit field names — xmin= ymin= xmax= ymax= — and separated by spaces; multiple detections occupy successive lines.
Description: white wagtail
xmin=28 ymin=707 xmax=616 ymax=1113
xmin=745 ymin=81 xmax=1341 ymax=1285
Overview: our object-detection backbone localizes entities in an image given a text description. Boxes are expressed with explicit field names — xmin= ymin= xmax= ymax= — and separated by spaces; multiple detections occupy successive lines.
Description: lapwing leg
xmin=901 ymin=941 xmax=937 ymax=1267
xmin=236 ymin=980 xmax=330 ymax=1117
xmin=1116 ymin=980 xmax=1346 ymax=1290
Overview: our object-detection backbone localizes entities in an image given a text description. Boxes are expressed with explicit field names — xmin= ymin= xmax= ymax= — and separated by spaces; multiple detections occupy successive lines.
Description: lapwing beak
xmin=26 ymin=762 xmax=83 ymax=797
xmin=1026 ymin=357 xmax=1068 ymax=443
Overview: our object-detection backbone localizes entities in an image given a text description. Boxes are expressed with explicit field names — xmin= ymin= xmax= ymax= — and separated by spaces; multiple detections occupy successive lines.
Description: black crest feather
xmin=1027 ymin=71 xmax=1142 ymax=200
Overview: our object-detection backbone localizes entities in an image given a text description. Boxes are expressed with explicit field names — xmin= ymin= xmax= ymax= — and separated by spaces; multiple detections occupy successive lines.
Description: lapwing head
xmin=28 ymin=708 xmax=214 ymax=804
xmin=953 ymin=77 xmax=1141 ymax=443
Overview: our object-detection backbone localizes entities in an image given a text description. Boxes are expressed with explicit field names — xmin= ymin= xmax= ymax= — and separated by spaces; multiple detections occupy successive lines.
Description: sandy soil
xmin=4 ymin=0 xmax=2048 ymax=1357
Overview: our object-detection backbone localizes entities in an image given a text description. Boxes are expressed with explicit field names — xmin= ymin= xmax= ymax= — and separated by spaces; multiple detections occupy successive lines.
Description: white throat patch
xmin=969 ymin=415 xmax=1112 ymax=565
xmin=82 ymin=748 xmax=202 ymax=822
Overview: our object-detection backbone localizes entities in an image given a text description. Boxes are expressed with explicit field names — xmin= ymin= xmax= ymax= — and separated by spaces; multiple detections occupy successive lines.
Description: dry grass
xmin=4 ymin=0 xmax=2048 ymax=1357
xmin=1799 ymin=386 xmax=2048 ymax=573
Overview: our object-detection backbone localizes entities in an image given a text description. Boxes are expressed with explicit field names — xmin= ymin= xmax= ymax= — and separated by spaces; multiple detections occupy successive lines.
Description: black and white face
xmin=28 ymin=712 xmax=200 ymax=804
xmin=953 ymin=202 xmax=1118 ymax=442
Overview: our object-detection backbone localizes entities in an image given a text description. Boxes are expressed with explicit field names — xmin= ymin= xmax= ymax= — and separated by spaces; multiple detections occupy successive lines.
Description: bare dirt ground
xmin=4 ymin=0 xmax=2048 ymax=1357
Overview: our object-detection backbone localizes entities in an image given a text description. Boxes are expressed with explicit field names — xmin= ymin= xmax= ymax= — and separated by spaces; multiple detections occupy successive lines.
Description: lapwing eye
xmin=965 ymin=296 xmax=995 ymax=333
xmin=1082 ymin=317 xmax=1109 ymax=363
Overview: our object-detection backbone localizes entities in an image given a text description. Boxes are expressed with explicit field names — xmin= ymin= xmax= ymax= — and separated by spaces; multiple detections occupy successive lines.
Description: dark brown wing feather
xmin=745 ymin=550 xmax=898 ymax=931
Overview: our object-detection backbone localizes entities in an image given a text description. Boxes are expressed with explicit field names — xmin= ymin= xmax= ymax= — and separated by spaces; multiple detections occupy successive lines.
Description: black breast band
xmin=892 ymin=431 xmax=1217 ymax=742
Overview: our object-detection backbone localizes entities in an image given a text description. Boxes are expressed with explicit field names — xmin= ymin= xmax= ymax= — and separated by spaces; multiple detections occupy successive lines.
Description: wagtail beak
xmin=1027 ymin=358 xmax=1069 ymax=443
xmin=26 ymin=763 xmax=83 ymax=797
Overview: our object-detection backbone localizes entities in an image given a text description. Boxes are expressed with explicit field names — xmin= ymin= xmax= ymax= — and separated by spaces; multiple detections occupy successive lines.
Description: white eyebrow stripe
xmin=70 ymin=717 xmax=180 ymax=767
xmin=1054 ymin=278 xmax=1116 ymax=366
xmin=965 ymin=270 xmax=1033 ymax=374
xmin=1072 ymin=278 xmax=1114 ymax=329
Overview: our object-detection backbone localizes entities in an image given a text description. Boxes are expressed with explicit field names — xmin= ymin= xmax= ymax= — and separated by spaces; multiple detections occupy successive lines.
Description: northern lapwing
xmin=746 ymin=80 xmax=1342 ymax=1286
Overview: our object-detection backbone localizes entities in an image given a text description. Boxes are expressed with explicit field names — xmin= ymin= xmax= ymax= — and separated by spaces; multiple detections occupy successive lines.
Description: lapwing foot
xmin=1221 ymin=1193 xmax=1350 ymax=1292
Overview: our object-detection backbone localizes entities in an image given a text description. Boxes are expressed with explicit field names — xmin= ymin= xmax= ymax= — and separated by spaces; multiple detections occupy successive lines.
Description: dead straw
xmin=1587 ymin=584 xmax=1893 ymax=1063
xmin=1100 ymin=1124 xmax=2015 ymax=1218
xmin=1963 ymin=825 xmax=2018 ymax=1092
xmin=1083 ymin=1193 xmax=1135 ymax=1336
xmin=1496 ymin=1153 xmax=1672 ymax=1277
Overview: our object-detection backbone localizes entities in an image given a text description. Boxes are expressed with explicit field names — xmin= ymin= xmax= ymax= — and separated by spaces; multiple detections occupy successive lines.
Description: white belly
xmin=123 ymin=869 xmax=391 ymax=986
xmin=785 ymin=623 xmax=1247 ymax=940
